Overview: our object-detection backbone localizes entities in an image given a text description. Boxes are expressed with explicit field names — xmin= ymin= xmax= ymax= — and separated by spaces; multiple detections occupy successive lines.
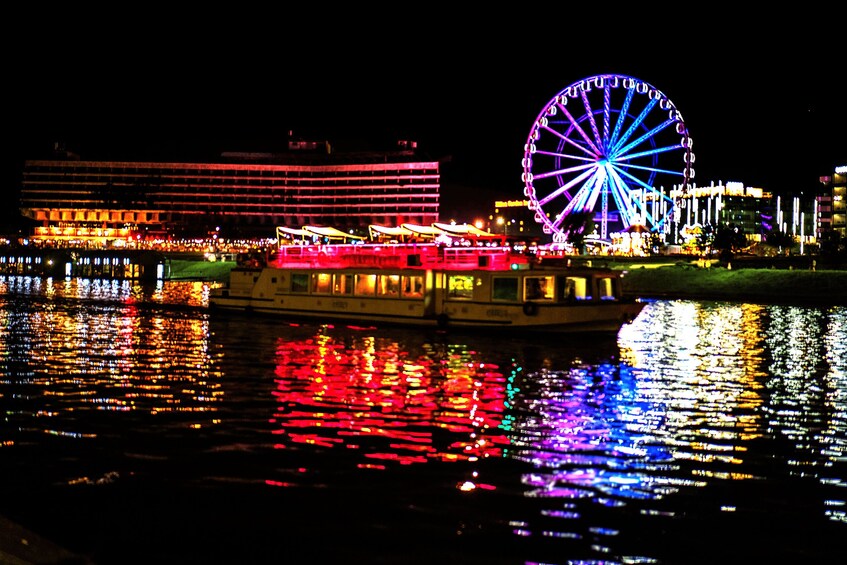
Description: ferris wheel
xmin=521 ymin=74 xmax=694 ymax=242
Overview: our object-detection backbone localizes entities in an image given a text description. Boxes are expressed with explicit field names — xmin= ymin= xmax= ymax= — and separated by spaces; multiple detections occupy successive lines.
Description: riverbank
xmin=165 ymin=257 xmax=847 ymax=307
xmin=618 ymin=264 xmax=847 ymax=306
xmin=167 ymin=258 xmax=236 ymax=281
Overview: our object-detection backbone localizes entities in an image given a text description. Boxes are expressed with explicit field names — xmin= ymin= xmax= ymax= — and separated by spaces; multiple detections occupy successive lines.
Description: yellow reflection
xmin=0 ymin=281 xmax=223 ymax=440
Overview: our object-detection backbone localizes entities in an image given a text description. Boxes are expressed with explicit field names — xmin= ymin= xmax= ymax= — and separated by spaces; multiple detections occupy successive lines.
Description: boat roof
xmin=432 ymin=222 xmax=494 ymax=238
xmin=369 ymin=225 xmax=415 ymax=238
xmin=280 ymin=223 xmax=507 ymax=246
xmin=277 ymin=225 xmax=366 ymax=242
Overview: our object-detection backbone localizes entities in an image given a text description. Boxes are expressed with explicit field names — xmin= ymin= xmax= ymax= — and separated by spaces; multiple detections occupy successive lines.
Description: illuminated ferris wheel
xmin=521 ymin=74 xmax=694 ymax=242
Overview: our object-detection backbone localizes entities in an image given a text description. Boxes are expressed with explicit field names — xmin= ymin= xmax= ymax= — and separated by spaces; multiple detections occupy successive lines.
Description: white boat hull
xmin=209 ymin=264 xmax=645 ymax=334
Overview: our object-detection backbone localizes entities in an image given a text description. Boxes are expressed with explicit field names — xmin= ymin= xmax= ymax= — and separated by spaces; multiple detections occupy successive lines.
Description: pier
xmin=0 ymin=247 xmax=167 ymax=281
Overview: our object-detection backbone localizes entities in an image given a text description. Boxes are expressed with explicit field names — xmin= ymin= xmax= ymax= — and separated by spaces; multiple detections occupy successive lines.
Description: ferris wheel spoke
xmin=616 ymin=160 xmax=687 ymax=178
xmin=612 ymin=169 xmax=673 ymax=210
xmin=609 ymin=87 xmax=635 ymax=148
xmin=607 ymin=175 xmax=640 ymax=226
xmin=554 ymin=102 xmax=602 ymax=156
xmin=541 ymin=121 xmax=598 ymax=159
xmin=533 ymin=149 xmax=597 ymax=163
xmin=611 ymin=116 xmax=673 ymax=158
xmin=532 ymin=161 xmax=595 ymax=181
xmin=611 ymin=164 xmax=662 ymax=193
xmin=611 ymin=179 xmax=661 ymax=228
xmin=610 ymin=97 xmax=660 ymax=155
xmin=554 ymin=175 xmax=604 ymax=231
xmin=615 ymin=143 xmax=682 ymax=163
xmin=536 ymin=167 xmax=596 ymax=207
xmin=579 ymin=90 xmax=603 ymax=149
xmin=568 ymin=170 xmax=606 ymax=213
xmin=583 ymin=174 xmax=607 ymax=210
xmin=602 ymin=83 xmax=612 ymax=141
xmin=641 ymin=208 xmax=659 ymax=226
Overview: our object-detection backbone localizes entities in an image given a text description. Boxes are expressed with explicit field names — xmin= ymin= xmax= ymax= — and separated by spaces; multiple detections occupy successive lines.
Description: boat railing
xmin=270 ymin=243 xmax=529 ymax=270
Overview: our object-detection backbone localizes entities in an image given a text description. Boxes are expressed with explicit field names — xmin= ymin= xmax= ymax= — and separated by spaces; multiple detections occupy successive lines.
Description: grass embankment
xmin=620 ymin=264 xmax=847 ymax=305
xmin=167 ymin=259 xmax=236 ymax=282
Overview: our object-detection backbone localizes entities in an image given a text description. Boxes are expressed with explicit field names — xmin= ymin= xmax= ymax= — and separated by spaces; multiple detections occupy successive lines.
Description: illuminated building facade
xmin=19 ymin=145 xmax=441 ymax=240
xmin=488 ymin=180 xmax=824 ymax=252
xmin=672 ymin=182 xmax=774 ymax=241
xmin=818 ymin=165 xmax=847 ymax=238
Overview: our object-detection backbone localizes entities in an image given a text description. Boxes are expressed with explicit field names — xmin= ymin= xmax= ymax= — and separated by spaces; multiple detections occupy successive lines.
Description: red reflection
xmin=270 ymin=331 xmax=509 ymax=468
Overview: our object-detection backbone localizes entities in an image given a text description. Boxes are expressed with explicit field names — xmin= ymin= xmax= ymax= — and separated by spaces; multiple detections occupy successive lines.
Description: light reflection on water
xmin=0 ymin=274 xmax=212 ymax=307
xmin=1 ymin=278 xmax=846 ymax=564
xmin=270 ymin=332 xmax=512 ymax=472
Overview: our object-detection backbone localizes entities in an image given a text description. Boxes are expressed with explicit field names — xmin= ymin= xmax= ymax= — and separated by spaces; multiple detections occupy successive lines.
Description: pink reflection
xmin=270 ymin=331 xmax=509 ymax=469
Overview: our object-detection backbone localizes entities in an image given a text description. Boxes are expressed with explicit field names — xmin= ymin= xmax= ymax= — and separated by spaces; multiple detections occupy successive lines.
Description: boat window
xmin=333 ymin=273 xmax=354 ymax=295
xmin=378 ymin=274 xmax=400 ymax=297
xmin=597 ymin=277 xmax=618 ymax=301
xmin=558 ymin=276 xmax=589 ymax=302
xmin=312 ymin=272 xmax=332 ymax=294
xmin=524 ymin=276 xmax=554 ymax=301
xmin=355 ymin=273 xmax=376 ymax=296
xmin=402 ymin=275 xmax=424 ymax=298
xmin=291 ymin=273 xmax=309 ymax=293
xmin=492 ymin=277 xmax=519 ymax=301
xmin=559 ymin=276 xmax=590 ymax=301
xmin=447 ymin=275 xmax=474 ymax=300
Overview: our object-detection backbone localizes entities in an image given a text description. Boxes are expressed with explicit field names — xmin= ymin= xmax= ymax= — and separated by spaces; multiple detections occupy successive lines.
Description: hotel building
xmin=18 ymin=140 xmax=441 ymax=244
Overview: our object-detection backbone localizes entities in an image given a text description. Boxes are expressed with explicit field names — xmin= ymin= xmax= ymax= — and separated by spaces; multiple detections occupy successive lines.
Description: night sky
xmin=5 ymin=10 xmax=844 ymax=229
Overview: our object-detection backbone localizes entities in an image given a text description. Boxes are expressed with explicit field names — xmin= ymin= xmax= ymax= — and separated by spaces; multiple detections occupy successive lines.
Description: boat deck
xmin=266 ymin=243 xmax=533 ymax=271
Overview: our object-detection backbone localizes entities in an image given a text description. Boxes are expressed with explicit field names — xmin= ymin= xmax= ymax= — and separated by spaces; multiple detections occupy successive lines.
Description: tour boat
xmin=209 ymin=240 xmax=645 ymax=334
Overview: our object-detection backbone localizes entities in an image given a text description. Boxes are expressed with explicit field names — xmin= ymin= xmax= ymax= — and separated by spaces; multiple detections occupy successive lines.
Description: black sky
xmin=5 ymin=9 xmax=844 ymax=227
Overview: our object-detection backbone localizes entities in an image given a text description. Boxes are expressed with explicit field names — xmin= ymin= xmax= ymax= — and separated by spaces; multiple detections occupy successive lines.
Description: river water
xmin=1 ymin=276 xmax=845 ymax=564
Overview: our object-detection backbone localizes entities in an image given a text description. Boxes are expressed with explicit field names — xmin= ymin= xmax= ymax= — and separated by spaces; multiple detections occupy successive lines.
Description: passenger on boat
xmin=565 ymin=280 xmax=577 ymax=303
xmin=526 ymin=278 xmax=544 ymax=300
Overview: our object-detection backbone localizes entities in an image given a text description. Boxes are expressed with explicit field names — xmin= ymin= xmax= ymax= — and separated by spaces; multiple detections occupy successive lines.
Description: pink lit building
xmin=19 ymin=142 xmax=441 ymax=240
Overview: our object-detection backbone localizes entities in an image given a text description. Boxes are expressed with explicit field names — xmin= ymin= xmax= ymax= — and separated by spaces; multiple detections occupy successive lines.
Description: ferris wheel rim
xmin=522 ymin=73 xmax=694 ymax=241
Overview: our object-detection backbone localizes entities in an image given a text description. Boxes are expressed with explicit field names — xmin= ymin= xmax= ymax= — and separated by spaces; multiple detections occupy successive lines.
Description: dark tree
xmin=559 ymin=210 xmax=595 ymax=252
xmin=819 ymin=230 xmax=846 ymax=258
xmin=712 ymin=223 xmax=748 ymax=262
xmin=764 ymin=229 xmax=796 ymax=255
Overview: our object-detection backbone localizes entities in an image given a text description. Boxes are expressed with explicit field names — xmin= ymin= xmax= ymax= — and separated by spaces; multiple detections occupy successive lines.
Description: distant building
xmin=487 ymin=199 xmax=548 ymax=240
xmin=669 ymin=182 xmax=775 ymax=241
xmin=18 ymin=139 xmax=441 ymax=242
xmin=487 ymin=180 xmax=826 ymax=251
xmin=818 ymin=165 xmax=847 ymax=238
